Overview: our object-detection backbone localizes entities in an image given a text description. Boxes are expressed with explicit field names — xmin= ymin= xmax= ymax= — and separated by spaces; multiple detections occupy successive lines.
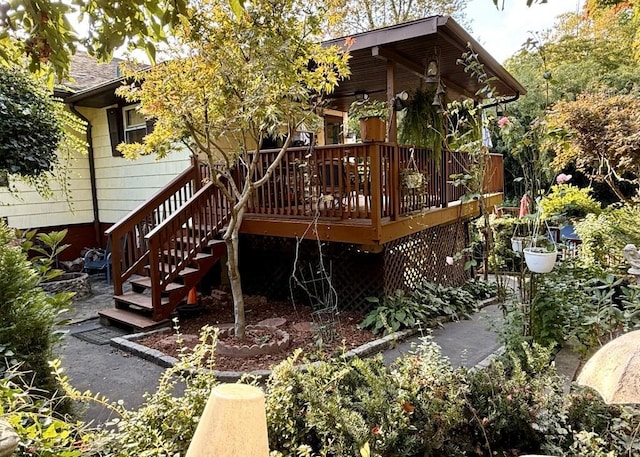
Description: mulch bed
xmin=136 ymin=293 xmax=377 ymax=372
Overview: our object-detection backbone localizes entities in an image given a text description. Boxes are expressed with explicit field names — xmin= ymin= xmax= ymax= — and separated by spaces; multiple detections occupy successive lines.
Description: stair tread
xmin=115 ymin=291 xmax=169 ymax=310
xmin=164 ymin=250 xmax=214 ymax=260
xmin=98 ymin=308 xmax=169 ymax=331
xmin=130 ymin=277 xmax=186 ymax=293
xmin=144 ymin=264 xmax=199 ymax=276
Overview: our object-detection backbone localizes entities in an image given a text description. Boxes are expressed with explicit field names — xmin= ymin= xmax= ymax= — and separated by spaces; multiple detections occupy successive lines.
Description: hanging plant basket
xmin=401 ymin=147 xmax=428 ymax=194
xmin=403 ymin=169 xmax=424 ymax=189
xmin=523 ymin=247 xmax=557 ymax=273
xmin=510 ymin=236 xmax=532 ymax=253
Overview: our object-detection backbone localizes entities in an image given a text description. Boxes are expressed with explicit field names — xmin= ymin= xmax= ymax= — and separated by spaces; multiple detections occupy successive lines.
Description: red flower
xmin=372 ymin=425 xmax=380 ymax=435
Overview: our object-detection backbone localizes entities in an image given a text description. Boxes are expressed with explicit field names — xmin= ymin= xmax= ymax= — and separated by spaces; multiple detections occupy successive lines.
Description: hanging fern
xmin=398 ymin=86 xmax=444 ymax=164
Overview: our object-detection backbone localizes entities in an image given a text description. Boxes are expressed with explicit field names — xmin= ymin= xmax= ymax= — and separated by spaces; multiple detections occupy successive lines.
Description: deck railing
xmin=144 ymin=181 xmax=229 ymax=315
xmin=242 ymin=143 xmax=503 ymax=221
xmin=106 ymin=157 xmax=206 ymax=295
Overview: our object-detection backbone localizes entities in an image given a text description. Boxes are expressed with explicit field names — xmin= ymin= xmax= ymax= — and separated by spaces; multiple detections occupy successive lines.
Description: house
xmin=0 ymin=52 xmax=192 ymax=258
xmin=1 ymin=16 xmax=525 ymax=329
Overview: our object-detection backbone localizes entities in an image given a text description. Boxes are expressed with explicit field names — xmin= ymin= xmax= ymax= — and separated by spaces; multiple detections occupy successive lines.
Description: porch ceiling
xmin=323 ymin=15 xmax=526 ymax=112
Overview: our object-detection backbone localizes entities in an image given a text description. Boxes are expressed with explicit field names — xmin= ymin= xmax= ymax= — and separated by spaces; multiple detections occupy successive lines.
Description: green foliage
xmin=0 ymin=220 xmax=72 ymax=395
xmin=360 ymin=281 xmax=480 ymax=335
xmin=460 ymin=277 xmax=498 ymax=300
xmin=98 ymin=325 xmax=219 ymax=456
xmin=574 ymin=204 xmax=640 ymax=270
xmin=347 ymin=98 xmax=388 ymax=138
xmin=360 ymin=290 xmax=428 ymax=335
xmin=398 ymin=86 xmax=444 ymax=162
xmin=0 ymin=0 xmax=189 ymax=81
xmin=390 ymin=339 xmax=471 ymax=455
xmin=486 ymin=215 xmax=528 ymax=273
xmin=466 ymin=343 xmax=568 ymax=456
xmin=539 ymin=184 xmax=602 ymax=221
xmin=0 ymin=67 xmax=61 ymax=181
xmin=571 ymin=276 xmax=640 ymax=351
xmin=500 ymin=260 xmax=601 ymax=351
xmin=268 ymin=339 xmax=640 ymax=457
xmin=0 ymin=66 xmax=86 ymax=203
xmin=0 ymin=363 xmax=90 ymax=457
xmin=349 ymin=99 xmax=389 ymax=121
xmin=267 ymin=338 xmax=470 ymax=457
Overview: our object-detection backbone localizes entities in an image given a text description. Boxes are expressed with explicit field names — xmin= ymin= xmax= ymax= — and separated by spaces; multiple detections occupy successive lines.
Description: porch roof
xmin=323 ymin=15 xmax=526 ymax=111
xmin=67 ymin=15 xmax=525 ymax=110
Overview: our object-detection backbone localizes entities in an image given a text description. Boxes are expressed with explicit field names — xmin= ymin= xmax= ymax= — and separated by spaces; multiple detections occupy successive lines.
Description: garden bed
xmin=134 ymin=294 xmax=379 ymax=373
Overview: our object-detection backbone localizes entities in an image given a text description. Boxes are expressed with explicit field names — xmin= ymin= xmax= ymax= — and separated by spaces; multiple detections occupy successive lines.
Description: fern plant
xmin=398 ymin=86 xmax=444 ymax=165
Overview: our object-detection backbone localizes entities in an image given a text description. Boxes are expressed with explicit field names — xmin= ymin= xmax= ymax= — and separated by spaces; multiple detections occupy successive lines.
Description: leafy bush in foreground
xmin=7 ymin=331 xmax=640 ymax=456
xmin=0 ymin=220 xmax=72 ymax=395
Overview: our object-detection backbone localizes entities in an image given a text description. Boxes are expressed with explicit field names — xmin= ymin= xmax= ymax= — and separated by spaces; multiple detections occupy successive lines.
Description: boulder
xmin=0 ymin=419 xmax=19 ymax=457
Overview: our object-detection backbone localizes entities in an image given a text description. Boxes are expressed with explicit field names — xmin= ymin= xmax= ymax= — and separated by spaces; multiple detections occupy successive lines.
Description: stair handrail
xmin=145 ymin=181 xmax=229 ymax=311
xmin=106 ymin=159 xmax=204 ymax=295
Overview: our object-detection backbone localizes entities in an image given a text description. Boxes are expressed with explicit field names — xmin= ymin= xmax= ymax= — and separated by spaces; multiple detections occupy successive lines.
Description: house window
xmin=106 ymin=104 xmax=155 ymax=157
xmin=123 ymin=105 xmax=147 ymax=143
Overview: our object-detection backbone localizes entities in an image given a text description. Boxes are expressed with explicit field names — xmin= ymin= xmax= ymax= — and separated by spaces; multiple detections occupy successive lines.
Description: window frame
xmin=107 ymin=103 xmax=155 ymax=157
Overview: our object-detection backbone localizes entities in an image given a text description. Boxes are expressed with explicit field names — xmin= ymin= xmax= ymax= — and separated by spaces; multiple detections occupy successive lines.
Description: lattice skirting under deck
xmin=238 ymin=220 xmax=471 ymax=314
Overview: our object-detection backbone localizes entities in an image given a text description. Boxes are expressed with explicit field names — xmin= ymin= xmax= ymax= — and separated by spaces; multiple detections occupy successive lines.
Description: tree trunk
xmin=224 ymin=222 xmax=246 ymax=341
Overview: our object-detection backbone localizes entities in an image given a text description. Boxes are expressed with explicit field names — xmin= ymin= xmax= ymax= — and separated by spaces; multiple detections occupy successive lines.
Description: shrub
xmin=1 ymin=362 xmax=90 ymax=457
xmin=540 ymin=184 xmax=601 ymax=221
xmin=360 ymin=282 xmax=480 ymax=335
xmin=465 ymin=343 xmax=569 ymax=456
xmin=98 ymin=325 xmax=219 ymax=456
xmin=574 ymin=204 xmax=640 ymax=270
xmin=0 ymin=220 xmax=72 ymax=395
xmin=266 ymin=338 xmax=470 ymax=457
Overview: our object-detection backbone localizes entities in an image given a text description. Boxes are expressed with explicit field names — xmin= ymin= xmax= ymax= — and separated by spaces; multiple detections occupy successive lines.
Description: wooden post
xmin=186 ymin=384 xmax=269 ymax=457
xmin=386 ymin=60 xmax=397 ymax=143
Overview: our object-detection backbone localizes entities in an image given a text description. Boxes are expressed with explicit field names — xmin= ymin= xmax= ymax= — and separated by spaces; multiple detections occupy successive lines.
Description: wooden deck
xmin=239 ymin=143 xmax=503 ymax=245
xmin=103 ymin=144 xmax=502 ymax=323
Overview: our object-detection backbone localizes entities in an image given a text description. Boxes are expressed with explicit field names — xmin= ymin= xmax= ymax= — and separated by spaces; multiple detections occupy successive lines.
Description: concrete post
xmin=186 ymin=383 xmax=269 ymax=457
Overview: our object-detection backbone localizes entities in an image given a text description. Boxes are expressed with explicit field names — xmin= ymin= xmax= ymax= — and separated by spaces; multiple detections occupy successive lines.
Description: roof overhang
xmin=323 ymin=15 xmax=526 ymax=111
xmin=63 ymin=77 xmax=128 ymax=108
xmin=63 ymin=15 xmax=525 ymax=111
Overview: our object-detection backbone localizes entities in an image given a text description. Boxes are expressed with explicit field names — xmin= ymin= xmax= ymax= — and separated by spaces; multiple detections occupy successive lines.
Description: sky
xmin=465 ymin=0 xmax=585 ymax=63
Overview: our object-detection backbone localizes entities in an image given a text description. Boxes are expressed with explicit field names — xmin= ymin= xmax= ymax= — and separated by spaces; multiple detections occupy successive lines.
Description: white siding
xmin=0 ymin=126 xmax=93 ymax=229
xmin=81 ymin=106 xmax=191 ymax=224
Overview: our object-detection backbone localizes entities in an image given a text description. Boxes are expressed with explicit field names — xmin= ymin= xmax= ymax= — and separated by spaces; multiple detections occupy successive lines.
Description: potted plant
xmin=348 ymin=99 xmax=388 ymax=142
xmin=400 ymin=147 xmax=428 ymax=193
xmin=510 ymin=216 xmax=532 ymax=254
xmin=399 ymin=86 xmax=445 ymax=165
xmin=523 ymin=207 xmax=558 ymax=273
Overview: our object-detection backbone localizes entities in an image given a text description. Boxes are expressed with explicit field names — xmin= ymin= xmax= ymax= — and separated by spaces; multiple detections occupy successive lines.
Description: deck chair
xmin=83 ymin=239 xmax=112 ymax=284
xmin=317 ymin=159 xmax=344 ymax=207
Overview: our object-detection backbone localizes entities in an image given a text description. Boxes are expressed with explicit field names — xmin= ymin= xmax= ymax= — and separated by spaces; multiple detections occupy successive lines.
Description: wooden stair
xmin=99 ymin=238 xmax=227 ymax=332
xmin=101 ymin=163 xmax=230 ymax=331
